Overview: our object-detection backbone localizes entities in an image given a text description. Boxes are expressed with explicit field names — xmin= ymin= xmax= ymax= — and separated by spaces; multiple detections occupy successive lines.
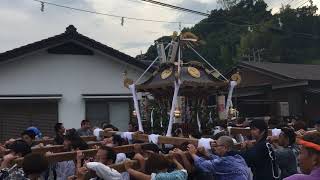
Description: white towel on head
xmin=86 ymin=162 xmax=121 ymax=180
xmin=148 ymin=134 xmax=160 ymax=144
xmin=232 ymin=138 xmax=237 ymax=144
xmin=120 ymin=132 xmax=134 ymax=143
xmin=213 ymin=126 xmax=223 ymax=136
xmin=198 ymin=138 xmax=213 ymax=150
xmin=93 ymin=128 xmax=103 ymax=141
xmin=272 ymin=128 xmax=282 ymax=137
xmin=164 ymin=144 xmax=174 ymax=149
xmin=115 ymin=153 xmax=127 ymax=164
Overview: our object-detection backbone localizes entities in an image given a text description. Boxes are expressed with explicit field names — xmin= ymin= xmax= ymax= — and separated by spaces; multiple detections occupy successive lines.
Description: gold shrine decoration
xmin=161 ymin=68 xmax=173 ymax=79
xmin=188 ymin=67 xmax=201 ymax=78
xmin=231 ymin=72 xmax=242 ymax=85
xmin=180 ymin=32 xmax=199 ymax=42
xmin=124 ymin=78 xmax=133 ymax=88
xmin=123 ymin=70 xmax=133 ymax=88
xmin=174 ymin=108 xmax=181 ymax=118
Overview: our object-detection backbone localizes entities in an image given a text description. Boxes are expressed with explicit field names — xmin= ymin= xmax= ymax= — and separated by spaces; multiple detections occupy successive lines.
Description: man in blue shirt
xmin=188 ymin=136 xmax=250 ymax=180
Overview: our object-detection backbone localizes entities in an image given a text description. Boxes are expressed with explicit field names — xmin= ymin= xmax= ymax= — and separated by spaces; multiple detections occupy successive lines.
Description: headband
xmin=299 ymin=139 xmax=320 ymax=152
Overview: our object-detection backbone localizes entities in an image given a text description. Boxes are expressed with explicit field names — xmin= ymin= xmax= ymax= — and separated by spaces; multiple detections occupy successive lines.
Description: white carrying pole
xmin=217 ymin=95 xmax=226 ymax=120
xmin=129 ymin=84 xmax=144 ymax=132
xmin=130 ymin=43 xmax=172 ymax=132
xmin=157 ymin=43 xmax=167 ymax=63
xmin=166 ymin=45 xmax=181 ymax=136
xmin=166 ymin=81 xmax=180 ymax=136
xmin=197 ymin=112 xmax=202 ymax=133
xmin=225 ymin=81 xmax=237 ymax=117
xmin=150 ymin=108 xmax=154 ymax=128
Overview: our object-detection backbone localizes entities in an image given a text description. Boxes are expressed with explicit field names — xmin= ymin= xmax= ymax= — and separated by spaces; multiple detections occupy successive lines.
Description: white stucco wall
xmin=0 ymin=44 xmax=148 ymax=129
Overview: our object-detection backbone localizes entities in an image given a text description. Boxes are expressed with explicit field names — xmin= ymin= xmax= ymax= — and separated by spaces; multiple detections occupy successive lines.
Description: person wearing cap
xmin=284 ymin=132 xmax=320 ymax=180
xmin=26 ymin=126 xmax=42 ymax=140
xmin=240 ymin=119 xmax=280 ymax=180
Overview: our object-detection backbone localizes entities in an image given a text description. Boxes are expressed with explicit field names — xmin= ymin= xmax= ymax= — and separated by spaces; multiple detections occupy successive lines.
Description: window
xmin=85 ymin=99 xmax=132 ymax=131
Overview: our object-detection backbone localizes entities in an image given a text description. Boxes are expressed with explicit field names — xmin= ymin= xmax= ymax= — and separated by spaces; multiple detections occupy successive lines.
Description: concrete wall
xmin=0 ymin=47 xmax=146 ymax=129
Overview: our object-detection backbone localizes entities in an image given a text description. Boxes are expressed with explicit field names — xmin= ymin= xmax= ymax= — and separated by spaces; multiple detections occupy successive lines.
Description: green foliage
xmin=141 ymin=0 xmax=320 ymax=69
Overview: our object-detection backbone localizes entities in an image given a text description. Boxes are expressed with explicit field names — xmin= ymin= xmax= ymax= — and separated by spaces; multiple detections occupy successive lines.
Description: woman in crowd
xmin=55 ymin=129 xmax=89 ymax=180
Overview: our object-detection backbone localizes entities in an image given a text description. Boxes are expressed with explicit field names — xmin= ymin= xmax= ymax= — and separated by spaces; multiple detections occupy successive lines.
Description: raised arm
xmin=124 ymin=160 xmax=151 ymax=180
xmin=173 ymin=148 xmax=193 ymax=173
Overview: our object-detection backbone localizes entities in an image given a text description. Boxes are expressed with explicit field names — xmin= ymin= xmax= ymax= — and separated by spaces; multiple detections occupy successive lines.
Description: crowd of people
xmin=0 ymin=118 xmax=320 ymax=180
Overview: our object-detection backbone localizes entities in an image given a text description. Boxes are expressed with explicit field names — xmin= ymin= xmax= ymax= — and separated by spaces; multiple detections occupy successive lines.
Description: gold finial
xmin=173 ymin=31 xmax=178 ymax=38
xmin=123 ymin=70 xmax=133 ymax=88
xmin=231 ymin=72 xmax=242 ymax=85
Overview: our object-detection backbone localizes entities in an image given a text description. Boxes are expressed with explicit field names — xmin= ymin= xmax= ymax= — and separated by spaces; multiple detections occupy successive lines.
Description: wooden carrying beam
xmin=81 ymin=136 xmax=98 ymax=142
xmin=31 ymin=145 xmax=64 ymax=154
xmin=112 ymin=143 xmax=147 ymax=153
xmin=229 ymin=127 xmax=272 ymax=136
xmin=132 ymin=133 xmax=198 ymax=146
xmin=104 ymin=131 xmax=248 ymax=151
xmin=104 ymin=131 xmax=198 ymax=146
xmin=30 ymin=142 xmax=102 ymax=154
xmin=109 ymin=153 xmax=184 ymax=173
xmin=35 ymin=136 xmax=97 ymax=145
xmin=2 ymin=141 xmax=140 ymax=158
xmin=12 ymin=143 xmax=147 ymax=166
xmin=110 ymin=160 xmax=140 ymax=173
xmin=14 ymin=149 xmax=98 ymax=166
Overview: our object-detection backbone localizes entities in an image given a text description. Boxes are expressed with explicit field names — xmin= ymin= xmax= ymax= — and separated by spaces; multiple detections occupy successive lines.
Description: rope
xmin=135 ymin=43 xmax=171 ymax=84
xmin=186 ymin=42 xmax=228 ymax=81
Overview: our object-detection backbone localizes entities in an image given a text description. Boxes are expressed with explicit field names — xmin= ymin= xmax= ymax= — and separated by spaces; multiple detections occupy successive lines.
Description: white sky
xmin=0 ymin=0 xmax=319 ymax=57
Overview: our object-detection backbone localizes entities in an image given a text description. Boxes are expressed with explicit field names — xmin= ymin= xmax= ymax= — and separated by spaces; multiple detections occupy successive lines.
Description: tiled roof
xmin=0 ymin=25 xmax=151 ymax=70
xmin=240 ymin=61 xmax=320 ymax=80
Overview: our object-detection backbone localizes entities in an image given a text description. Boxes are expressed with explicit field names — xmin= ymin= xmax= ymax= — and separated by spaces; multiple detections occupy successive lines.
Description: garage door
xmin=0 ymin=100 xmax=58 ymax=142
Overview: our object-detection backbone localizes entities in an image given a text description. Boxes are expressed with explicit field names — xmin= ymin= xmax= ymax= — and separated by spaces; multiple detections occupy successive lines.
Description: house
xmin=227 ymin=61 xmax=320 ymax=124
xmin=0 ymin=25 xmax=150 ymax=141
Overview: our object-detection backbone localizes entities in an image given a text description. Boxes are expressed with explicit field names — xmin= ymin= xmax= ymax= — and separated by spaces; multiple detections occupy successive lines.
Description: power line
xmin=30 ymin=0 xmax=196 ymax=25
xmin=30 ymin=0 xmax=267 ymax=28
xmin=29 ymin=0 xmax=314 ymax=32
xmin=292 ymin=0 xmax=308 ymax=8
xmin=296 ymin=0 xmax=310 ymax=8
xmin=138 ymin=0 xmax=210 ymax=16
xmin=274 ymin=0 xmax=300 ymax=14
xmin=124 ymin=0 xmax=194 ymax=13
xmin=287 ymin=0 xmax=298 ymax=5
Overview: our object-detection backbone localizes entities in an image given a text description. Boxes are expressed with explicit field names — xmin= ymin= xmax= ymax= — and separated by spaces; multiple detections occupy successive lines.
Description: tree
xmin=139 ymin=0 xmax=320 ymax=69
xmin=218 ymin=0 xmax=240 ymax=9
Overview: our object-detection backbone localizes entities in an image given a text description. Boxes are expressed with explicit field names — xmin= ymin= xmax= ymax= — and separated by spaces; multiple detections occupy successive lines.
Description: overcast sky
xmin=0 ymin=0 xmax=319 ymax=57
